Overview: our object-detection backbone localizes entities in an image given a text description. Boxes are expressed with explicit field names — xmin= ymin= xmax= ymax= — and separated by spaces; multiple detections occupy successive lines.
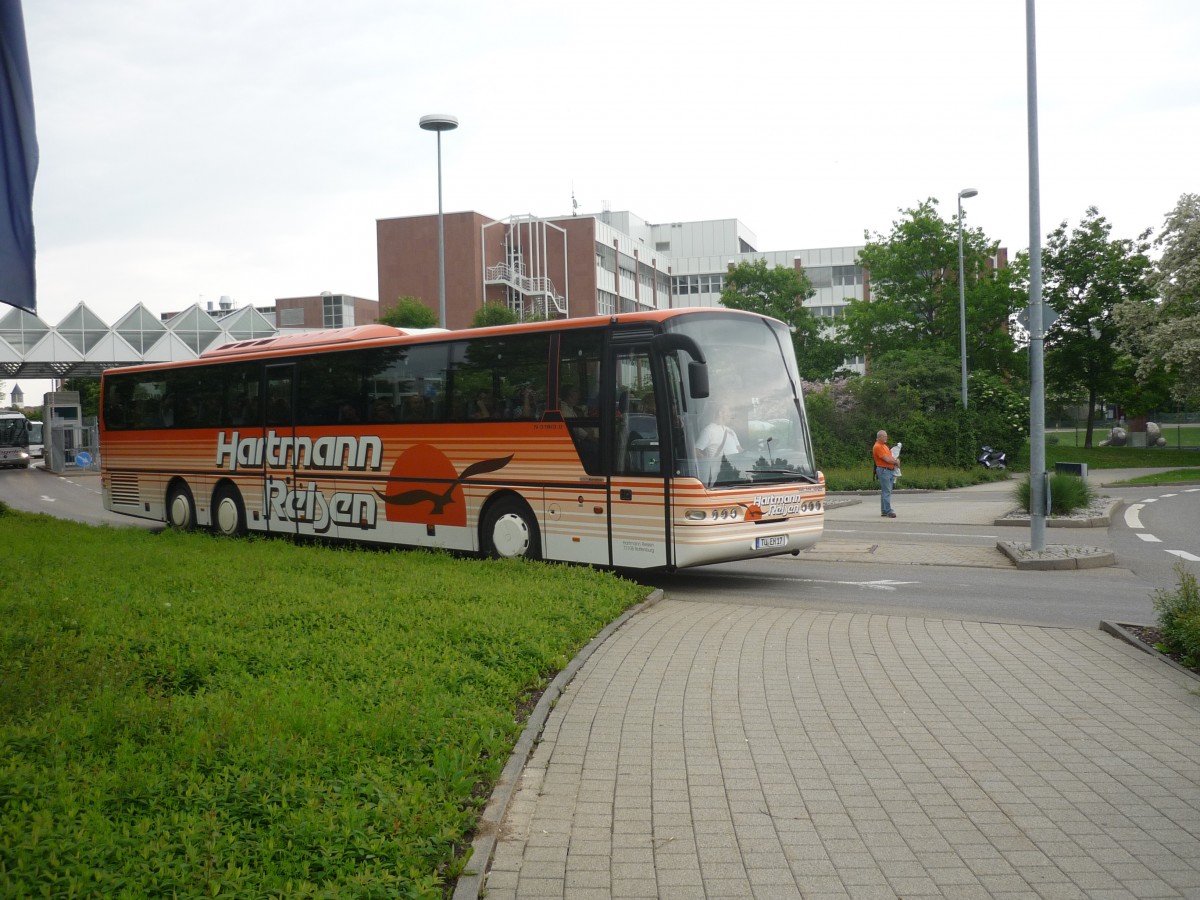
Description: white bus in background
xmin=0 ymin=411 xmax=32 ymax=469
xmin=28 ymin=420 xmax=44 ymax=460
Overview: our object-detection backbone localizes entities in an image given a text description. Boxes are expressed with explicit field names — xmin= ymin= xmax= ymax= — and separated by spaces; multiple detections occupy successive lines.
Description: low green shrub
xmin=1152 ymin=564 xmax=1200 ymax=670
xmin=822 ymin=465 xmax=1011 ymax=492
xmin=1011 ymin=472 xmax=1094 ymax=515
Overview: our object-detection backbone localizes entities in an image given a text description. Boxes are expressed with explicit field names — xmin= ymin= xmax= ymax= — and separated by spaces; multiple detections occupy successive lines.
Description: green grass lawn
xmin=1047 ymin=424 xmax=1200 ymax=450
xmin=0 ymin=504 xmax=647 ymax=898
xmin=1044 ymin=441 xmax=1200 ymax=470
xmin=1109 ymin=468 xmax=1200 ymax=485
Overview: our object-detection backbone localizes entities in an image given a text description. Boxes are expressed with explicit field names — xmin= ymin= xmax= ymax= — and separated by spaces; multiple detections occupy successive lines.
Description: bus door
xmin=608 ymin=337 xmax=670 ymax=569
xmin=263 ymin=363 xmax=298 ymax=536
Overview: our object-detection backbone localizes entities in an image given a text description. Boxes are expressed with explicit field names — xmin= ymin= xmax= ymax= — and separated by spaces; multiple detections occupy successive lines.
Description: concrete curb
xmin=1100 ymin=620 xmax=1200 ymax=683
xmin=996 ymin=540 xmax=1116 ymax=570
xmin=451 ymin=589 xmax=666 ymax=900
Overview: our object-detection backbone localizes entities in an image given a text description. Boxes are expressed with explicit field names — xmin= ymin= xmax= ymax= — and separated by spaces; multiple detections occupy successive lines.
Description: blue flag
xmin=0 ymin=0 xmax=38 ymax=314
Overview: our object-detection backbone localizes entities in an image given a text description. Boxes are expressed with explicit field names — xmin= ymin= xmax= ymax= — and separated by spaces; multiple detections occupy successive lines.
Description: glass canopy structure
xmin=0 ymin=302 xmax=279 ymax=380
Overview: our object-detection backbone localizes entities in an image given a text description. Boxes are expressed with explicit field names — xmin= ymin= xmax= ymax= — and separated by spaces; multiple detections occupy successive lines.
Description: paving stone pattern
xmin=484 ymin=601 xmax=1200 ymax=899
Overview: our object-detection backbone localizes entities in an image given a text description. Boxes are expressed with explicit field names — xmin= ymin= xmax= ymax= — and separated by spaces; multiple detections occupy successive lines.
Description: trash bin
xmin=1054 ymin=462 xmax=1088 ymax=477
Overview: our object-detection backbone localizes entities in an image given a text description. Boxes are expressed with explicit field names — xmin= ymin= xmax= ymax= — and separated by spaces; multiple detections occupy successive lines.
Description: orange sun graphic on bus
xmin=375 ymin=444 xmax=513 ymax=527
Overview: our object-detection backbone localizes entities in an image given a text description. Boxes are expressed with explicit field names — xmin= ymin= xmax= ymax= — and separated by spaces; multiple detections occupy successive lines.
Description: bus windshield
xmin=664 ymin=314 xmax=817 ymax=488
xmin=0 ymin=413 xmax=30 ymax=449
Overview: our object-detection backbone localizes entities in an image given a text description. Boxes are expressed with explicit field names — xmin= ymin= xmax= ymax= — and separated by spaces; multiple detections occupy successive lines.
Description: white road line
xmin=1137 ymin=533 xmax=1162 ymax=543
xmin=1124 ymin=504 xmax=1145 ymax=529
xmin=752 ymin=570 xmax=920 ymax=591
xmin=1141 ymin=497 xmax=1159 ymax=503
xmin=1185 ymin=488 xmax=1200 ymax=493
xmin=1160 ymin=493 xmax=1178 ymax=498
xmin=1165 ymin=550 xmax=1200 ymax=562
xmin=826 ymin=528 xmax=998 ymax=539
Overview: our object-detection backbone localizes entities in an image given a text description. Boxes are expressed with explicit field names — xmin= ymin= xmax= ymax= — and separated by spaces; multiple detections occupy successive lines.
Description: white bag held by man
xmin=891 ymin=442 xmax=902 ymax=479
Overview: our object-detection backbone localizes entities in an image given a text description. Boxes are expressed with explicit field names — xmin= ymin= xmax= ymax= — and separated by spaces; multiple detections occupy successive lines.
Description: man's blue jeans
xmin=876 ymin=466 xmax=895 ymax=515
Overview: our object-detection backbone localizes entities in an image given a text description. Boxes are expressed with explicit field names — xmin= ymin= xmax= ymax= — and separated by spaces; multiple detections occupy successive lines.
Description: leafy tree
xmin=1113 ymin=193 xmax=1200 ymax=405
xmin=719 ymin=258 xmax=846 ymax=380
xmin=866 ymin=349 xmax=962 ymax=414
xmin=1110 ymin=354 xmax=1173 ymax=419
xmin=846 ymin=198 xmax=1020 ymax=380
xmin=471 ymin=301 xmax=519 ymax=328
xmin=1037 ymin=207 xmax=1154 ymax=447
xmin=61 ymin=377 xmax=101 ymax=418
xmin=379 ymin=296 xmax=438 ymax=329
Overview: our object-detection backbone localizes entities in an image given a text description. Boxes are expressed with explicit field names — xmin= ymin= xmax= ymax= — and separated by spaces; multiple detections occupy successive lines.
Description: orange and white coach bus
xmin=100 ymin=308 xmax=824 ymax=570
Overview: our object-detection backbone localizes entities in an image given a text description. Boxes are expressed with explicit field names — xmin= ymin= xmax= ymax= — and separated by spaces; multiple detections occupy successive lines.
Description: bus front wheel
xmin=212 ymin=485 xmax=247 ymax=537
xmin=166 ymin=483 xmax=196 ymax=530
xmin=482 ymin=497 xmax=542 ymax=560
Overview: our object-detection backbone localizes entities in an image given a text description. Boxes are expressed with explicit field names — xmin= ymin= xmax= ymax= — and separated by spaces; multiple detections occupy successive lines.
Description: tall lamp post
xmin=419 ymin=114 xmax=459 ymax=329
xmin=956 ymin=188 xmax=979 ymax=409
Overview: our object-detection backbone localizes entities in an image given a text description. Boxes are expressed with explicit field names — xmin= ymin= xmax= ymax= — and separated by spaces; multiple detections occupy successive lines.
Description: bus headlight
xmin=685 ymin=507 xmax=744 ymax=522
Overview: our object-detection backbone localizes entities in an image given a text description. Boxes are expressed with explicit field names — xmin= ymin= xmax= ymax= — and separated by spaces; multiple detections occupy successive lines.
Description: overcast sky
xmin=14 ymin=1 xmax=1200 ymax=348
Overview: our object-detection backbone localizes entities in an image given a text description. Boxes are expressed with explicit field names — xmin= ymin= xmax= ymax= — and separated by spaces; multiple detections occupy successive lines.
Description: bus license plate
xmin=755 ymin=535 xmax=788 ymax=550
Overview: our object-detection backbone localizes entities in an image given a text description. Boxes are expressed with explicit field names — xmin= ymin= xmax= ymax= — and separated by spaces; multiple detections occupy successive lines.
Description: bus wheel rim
xmin=170 ymin=493 xmax=191 ymax=528
xmin=492 ymin=513 xmax=530 ymax=557
xmin=216 ymin=497 xmax=239 ymax=534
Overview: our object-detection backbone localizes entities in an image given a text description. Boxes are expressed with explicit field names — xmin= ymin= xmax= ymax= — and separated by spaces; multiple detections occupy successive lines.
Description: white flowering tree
xmin=1114 ymin=193 xmax=1200 ymax=406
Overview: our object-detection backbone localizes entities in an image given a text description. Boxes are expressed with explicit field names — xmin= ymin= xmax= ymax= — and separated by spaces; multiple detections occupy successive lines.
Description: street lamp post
xmin=419 ymin=114 xmax=459 ymax=329
xmin=957 ymin=188 xmax=978 ymax=409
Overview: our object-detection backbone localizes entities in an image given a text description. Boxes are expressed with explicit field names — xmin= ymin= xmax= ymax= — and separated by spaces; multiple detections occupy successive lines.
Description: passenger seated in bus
xmin=233 ymin=396 xmax=259 ymax=425
xmin=509 ymin=383 xmax=539 ymax=419
xmin=371 ymin=398 xmax=396 ymax=422
xmin=198 ymin=397 xmax=221 ymax=427
xmin=176 ymin=397 xmax=201 ymax=428
xmin=560 ymin=385 xmax=585 ymax=418
xmin=338 ymin=403 xmax=360 ymax=424
xmin=469 ymin=391 xmax=494 ymax=420
xmin=403 ymin=394 xmax=429 ymax=421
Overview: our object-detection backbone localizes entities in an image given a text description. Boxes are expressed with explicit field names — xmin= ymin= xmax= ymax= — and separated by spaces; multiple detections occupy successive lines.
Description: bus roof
xmin=200 ymin=324 xmax=448 ymax=358
xmin=104 ymin=308 xmax=774 ymax=375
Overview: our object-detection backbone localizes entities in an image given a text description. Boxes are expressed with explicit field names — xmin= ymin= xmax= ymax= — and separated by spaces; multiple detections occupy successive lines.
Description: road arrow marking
xmin=1125 ymin=504 xmax=1144 ymax=529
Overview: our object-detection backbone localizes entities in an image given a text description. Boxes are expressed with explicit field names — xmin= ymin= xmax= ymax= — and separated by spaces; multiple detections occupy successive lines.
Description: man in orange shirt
xmin=873 ymin=429 xmax=899 ymax=518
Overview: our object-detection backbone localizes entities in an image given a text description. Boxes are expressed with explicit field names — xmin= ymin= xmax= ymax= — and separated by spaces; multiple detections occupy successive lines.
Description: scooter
xmin=978 ymin=445 xmax=1007 ymax=469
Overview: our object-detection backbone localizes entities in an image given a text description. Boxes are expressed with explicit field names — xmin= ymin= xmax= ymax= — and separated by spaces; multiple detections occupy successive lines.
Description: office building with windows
xmin=375 ymin=210 xmax=869 ymax=344
xmin=272 ymin=292 xmax=378 ymax=331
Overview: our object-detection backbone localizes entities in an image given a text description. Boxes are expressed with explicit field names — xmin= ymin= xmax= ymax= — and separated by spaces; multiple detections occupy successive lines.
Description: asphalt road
xmin=0 ymin=462 xmax=160 ymax=530
xmin=3 ymin=463 xmax=1195 ymax=630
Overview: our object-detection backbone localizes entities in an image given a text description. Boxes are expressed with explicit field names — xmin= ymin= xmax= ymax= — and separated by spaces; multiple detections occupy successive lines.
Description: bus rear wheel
xmin=482 ymin=497 xmax=541 ymax=560
xmin=166 ymin=483 xmax=196 ymax=530
xmin=212 ymin=485 xmax=246 ymax=537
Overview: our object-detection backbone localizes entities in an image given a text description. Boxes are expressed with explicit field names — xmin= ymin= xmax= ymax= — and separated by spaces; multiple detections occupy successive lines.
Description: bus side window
xmin=559 ymin=329 xmax=604 ymax=474
xmin=612 ymin=348 xmax=659 ymax=476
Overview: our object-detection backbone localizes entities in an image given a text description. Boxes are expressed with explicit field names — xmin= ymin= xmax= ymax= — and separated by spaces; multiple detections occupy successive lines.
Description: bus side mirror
xmin=654 ymin=332 xmax=709 ymax=399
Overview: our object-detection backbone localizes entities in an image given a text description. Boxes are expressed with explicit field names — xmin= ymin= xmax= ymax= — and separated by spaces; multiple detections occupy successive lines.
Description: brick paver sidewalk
xmin=481 ymin=601 xmax=1200 ymax=899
